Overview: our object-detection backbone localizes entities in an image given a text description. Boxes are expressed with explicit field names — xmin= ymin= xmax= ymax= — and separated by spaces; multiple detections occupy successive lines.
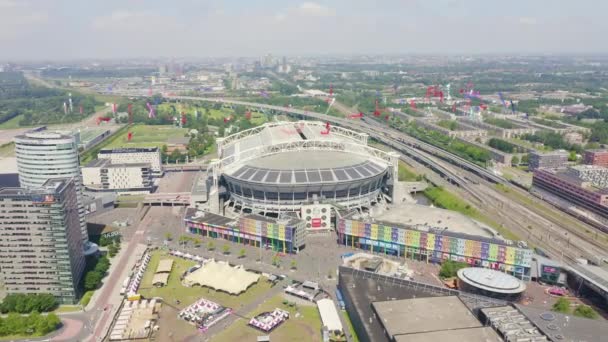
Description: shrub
xmin=552 ymin=297 xmax=570 ymax=314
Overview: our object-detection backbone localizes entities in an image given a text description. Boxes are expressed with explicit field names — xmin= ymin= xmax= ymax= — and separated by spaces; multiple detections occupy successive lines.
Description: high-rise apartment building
xmin=0 ymin=178 xmax=85 ymax=303
xmin=14 ymin=131 xmax=97 ymax=255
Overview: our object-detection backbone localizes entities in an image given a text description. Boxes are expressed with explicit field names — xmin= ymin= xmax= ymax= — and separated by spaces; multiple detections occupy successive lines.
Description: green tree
xmin=222 ymin=244 xmax=231 ymax=255
xmin=84 ymin=272 xmax=102 ymax=291
xmin=290 ymin=260 xmax=297 ymax=270
xmin=568 ymin=150 xmax=577 ymax=162
xmin=208 ymin=241 xmax=215 ymax=251
xmin=573 ymin=305 xmax=599 ymax=319
xmin=272 ymin=255 xmax=280 ymax=267
xmin=107 ymin=244 xmax=118 ymax=257
xmin=193 ymin=237 xmax=202 ymax=247
xmin=552 ymin=297 xmax=571 ymax=314
xmin=438 ymin=260 xmax=468 ymax=279
xmin=99 ymin=236 xmax=110 ymax=247
xmin=511 ymin=155 xmax=519 ymax=166
xmin=164 ymin=232 xmax=173 ymax=241
xmin=238 ymin=248 xmax=246 ymax=258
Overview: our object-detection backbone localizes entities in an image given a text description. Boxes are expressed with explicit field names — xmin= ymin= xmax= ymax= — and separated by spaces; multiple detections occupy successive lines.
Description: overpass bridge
xmin=163 ymin=164 xmax=208 ymax=172
xmin=143 ymin=192 xmax=191 ymax=206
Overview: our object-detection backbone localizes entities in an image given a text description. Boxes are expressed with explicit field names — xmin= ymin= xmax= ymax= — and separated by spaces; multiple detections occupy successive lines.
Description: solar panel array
xmin=228 ymin=161 xmax=388 ymax=184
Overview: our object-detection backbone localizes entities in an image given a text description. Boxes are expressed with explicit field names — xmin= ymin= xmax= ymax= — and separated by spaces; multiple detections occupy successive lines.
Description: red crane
xmin=181 ymin=112 xmax=187 ymax=125
xmin=127 ymin=132 xmax=133 ymax=141
xmin=245 ymin=110 xmax=252 ymax=120
xmin=409 ymin=100 xmax=417 ymax=109
xmin=373 ymin=99 xmax=383 ymax=117
xmin=223 ymin=115 xmax=233 ymax=123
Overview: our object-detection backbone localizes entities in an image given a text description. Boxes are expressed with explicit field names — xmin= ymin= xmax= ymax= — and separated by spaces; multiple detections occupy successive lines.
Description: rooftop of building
xmin=584 ymin=149 xmax=608 ymax=153
xmin=15 ymin=131 xmax=74 ymax=141
xmin=457 ymin=267 xmax=526 ymax=294
xmin=530 ymin=150 xmax=568 ymax=156
xmin=568 ymin=164 xmax=608 ymax=171
xmin=84 ymin=159 xmax=151 ymax=168
xmin=184 ymin=209 xmax=237 ymax=227
xmin=567 ymin=262 xmax=608 ymax=294
xmin=393 ymin=327 xmax=501 ymax=342
xmin=99 ymin=147 xmax=159 ymax=154
xmin=515 ymin=304 xmax=608 ymax=342
xmin=372 ymin=296 xmax=482 ymax=338
xmin=0 ymin=177 xmax=70 ymax=197
xmin=356 ymin=203 xmax=500 ymax=240
xmin=167 ymin=136 xmax=190 ymax=145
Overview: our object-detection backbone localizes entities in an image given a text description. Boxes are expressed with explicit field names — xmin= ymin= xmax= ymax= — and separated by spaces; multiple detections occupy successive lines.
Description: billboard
xmin=301 ymin=204 xmax=331 ymax=230
xmin=31 ymin=194 xmax=55 ymax=204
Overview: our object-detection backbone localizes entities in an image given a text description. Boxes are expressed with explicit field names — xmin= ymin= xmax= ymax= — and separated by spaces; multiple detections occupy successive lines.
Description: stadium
xmin=209 ymin=121 xmax=400 ymax=214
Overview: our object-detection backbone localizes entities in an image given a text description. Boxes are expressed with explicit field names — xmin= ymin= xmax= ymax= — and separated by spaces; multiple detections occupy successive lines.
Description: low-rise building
xmin=566 ymin=164 xmax=608 ymax=188
xmin=583 ymin=149 xmax=608 ymax=167
xmin=528 ymin=150 xmax=568 ymax=171
xmin=0 ymin=178 xmax=85 ymax=304
xmin=82 ymin=159 xmax=154 ymax=194
xmin=532 ymin=169 xmax=608 ymax=217
xmin=184 ymin=210 xmax=306 ymax=253
xmin=98 ymin=147 xmax=163 ymax=177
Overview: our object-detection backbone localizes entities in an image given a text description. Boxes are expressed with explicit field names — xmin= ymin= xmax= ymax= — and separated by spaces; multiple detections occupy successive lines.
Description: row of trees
xmin=0 ymin=312 xmax=61 ymax=337
xmin=488 ymin=138 xmax=527 ymax=154
xmin=83 ymin=256 xmax=110 ymax=291
xmin=0 ymin=294 xmax=57 ymax=314
xmin=520 ymin=131 xmax=583 ymax=153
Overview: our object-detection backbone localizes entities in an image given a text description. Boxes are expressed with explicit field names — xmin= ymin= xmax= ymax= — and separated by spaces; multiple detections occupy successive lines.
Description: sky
xmin=1 ymin=0 xmax=607 ymax=60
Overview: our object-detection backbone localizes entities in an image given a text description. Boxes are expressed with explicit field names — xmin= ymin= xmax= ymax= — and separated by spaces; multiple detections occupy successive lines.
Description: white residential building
xmin=14 ymin=131 xmax=97 ymax=255
xmin=98 ymin=147 xmax=163 ymax=177
xmin=82 ymin=159 xmax=154 ymax=194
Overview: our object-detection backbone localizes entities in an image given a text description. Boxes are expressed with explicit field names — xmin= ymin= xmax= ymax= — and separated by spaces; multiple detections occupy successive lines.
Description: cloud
xmin=0 ymin=1 xmax=48 ymax=40
xmin=297 ymin=2 xmax=335 ymax=17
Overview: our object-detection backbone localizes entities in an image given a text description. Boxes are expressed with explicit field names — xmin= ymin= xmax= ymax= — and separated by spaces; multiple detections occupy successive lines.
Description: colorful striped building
xmin=184 ymin=209 xmax=306 ymax=254
xmin=338 ymin=217 xmax=533 ymax=280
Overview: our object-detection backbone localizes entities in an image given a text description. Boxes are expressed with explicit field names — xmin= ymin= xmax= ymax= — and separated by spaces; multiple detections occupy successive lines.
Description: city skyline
xmin=1 ymin=0 xmax=608 ymax=60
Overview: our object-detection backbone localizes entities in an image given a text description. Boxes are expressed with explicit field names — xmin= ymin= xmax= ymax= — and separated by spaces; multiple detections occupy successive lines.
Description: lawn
xmin=0 ymin=143 xmax=15 ymax=157
xmin=398 ymin=161 xmax=420 ymax=181
xmin=0 ymin=115 xmax=23 ymax=129
xmin=210 ymin=294 xmax=322 ymax=342
xmin=342 ymin=311 xmax=360 ymax=342
xmin=424 ymin=186 xmax=520 ymax=241
xmin=138 ymin=250 xmax=273 ymax=310
xmin=103 ymin=125 xmax=188 ymax=149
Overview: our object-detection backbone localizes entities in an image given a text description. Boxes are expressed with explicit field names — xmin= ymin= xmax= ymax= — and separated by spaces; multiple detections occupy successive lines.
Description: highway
xmin=164 ymin=95 xmax=608 ymax=265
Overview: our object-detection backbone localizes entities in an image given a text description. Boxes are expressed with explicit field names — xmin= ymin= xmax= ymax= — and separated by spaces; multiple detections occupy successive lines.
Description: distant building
xmin=98 ymin=147 xmax=163 ymax=177
xmin=583 ymin=149 xmax=608 ymax=167
xmin=0 ymin=178 xmax=85 ymax=304
xmin=528 ymin=150 xmax=568 ymax=171
xmin=82 ymin=159 xmax=154 ymax=194
xmin=532 ymin=169 xmax=608 ymax=217
xmin=566 ymin=164 xmax=608 ymax=188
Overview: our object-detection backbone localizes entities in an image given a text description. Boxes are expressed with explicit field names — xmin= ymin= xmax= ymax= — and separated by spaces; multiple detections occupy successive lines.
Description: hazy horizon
xmin=1 ymin=0 xmax=607 ymax=60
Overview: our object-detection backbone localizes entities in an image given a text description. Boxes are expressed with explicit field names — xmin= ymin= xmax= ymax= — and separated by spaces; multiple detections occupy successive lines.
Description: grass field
xmin=79 ymin=128 xmax=108 ymax=142
xmin=210 ymin=295 xmax=322 ymax=342
xmin=424 ymin=186 xmax=520 ymax=240
xmin=138 ymin=250 xmax=273 ymax=310
xmin=342 ymin=311 xmax=360 ymax=342
xmin=0 ymin=115 xmax=23 ymax=129
xmin=102 ymin=124 xmax=187 ymax=149
xmin=398 ymin=161 xmax=420 ymax=181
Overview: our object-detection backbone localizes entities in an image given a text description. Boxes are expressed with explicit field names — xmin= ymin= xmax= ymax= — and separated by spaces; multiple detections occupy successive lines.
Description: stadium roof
xmin=316 ymin=299 xmax=343 ymax=333
xmin=227 ymin=155 xmax=388 ymax=184
xmin=372 ymin=296 xmax=481 ymax=338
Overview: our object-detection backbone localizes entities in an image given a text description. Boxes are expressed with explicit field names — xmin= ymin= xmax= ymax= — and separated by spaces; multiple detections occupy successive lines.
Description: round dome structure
xmin=457 ymin=267 xmax=526 ymax=301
